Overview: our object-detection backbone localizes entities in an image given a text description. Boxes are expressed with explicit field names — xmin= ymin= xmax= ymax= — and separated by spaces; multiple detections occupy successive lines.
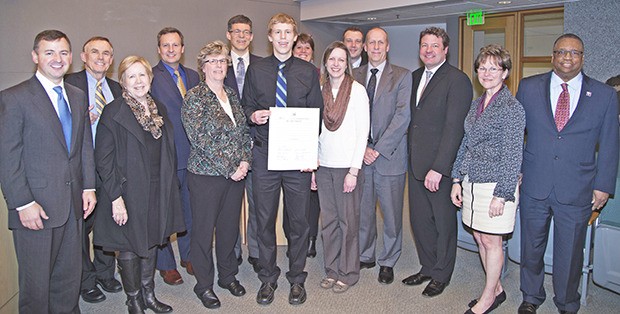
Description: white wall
xmin=384 ymin=23 xmax=446 ymax=72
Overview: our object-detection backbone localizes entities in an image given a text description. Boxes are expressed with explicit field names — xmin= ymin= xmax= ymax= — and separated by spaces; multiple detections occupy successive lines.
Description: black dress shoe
xmin=80 ymin=287 xmax=106 ymax=303
xmin=378 ymin=266 xmax=394 ymax=284
xmin=307 ymin=237 xmax=317 ymax=258
xmin=96 ymin=277 xmax=123 ymax=293
xmin=402 ymin=272 xmax=432 ymax=286
xmin=218 ymin=280 xmax=246 ymax=297
xmin=288 ymin=283 xmax=307 ymax=305
xmin=468 ymin=290 xmax=506 ymax=308
xmin=198 ymin=289 xmax=221 ymax=309
xmin=256 ymin=282 xmax=278 ymax=305
xmin=422 ymin=280 xmax=448 ymax=297
xmin=517 ymin=301 xmax=538 ymax=314
xmin=559 ymin=311 xmax=577 ymax=314
xmin=360 ymin=261 xmax=376 ymax=269
xmin=248 ymin=256 xmax=262 ymax=273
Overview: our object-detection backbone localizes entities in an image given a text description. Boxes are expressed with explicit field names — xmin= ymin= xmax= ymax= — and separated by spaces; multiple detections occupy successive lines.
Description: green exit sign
xmin=467 ymin=10 xmax=485 ymax=26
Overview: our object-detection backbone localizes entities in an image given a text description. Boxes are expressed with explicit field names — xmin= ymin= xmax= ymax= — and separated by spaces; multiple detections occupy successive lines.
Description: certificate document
xmin=268 ymin=107 xmax=320 ymax=171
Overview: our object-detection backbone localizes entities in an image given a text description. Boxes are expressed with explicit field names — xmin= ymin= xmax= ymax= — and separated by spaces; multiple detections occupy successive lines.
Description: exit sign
xmin=467 ymin=10 xmax=485 ymax=26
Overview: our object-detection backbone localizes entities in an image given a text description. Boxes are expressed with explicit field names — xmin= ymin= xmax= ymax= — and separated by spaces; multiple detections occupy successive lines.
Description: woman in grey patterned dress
xmin=450 ymin=44 xmax=525 ymax=314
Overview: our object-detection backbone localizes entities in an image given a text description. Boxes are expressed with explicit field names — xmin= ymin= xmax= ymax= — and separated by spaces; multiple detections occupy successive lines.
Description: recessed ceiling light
xmin=367 ymin=17 xmax=377 ymax=20
xmin=498 ymin=0 xmax=512 ymax=4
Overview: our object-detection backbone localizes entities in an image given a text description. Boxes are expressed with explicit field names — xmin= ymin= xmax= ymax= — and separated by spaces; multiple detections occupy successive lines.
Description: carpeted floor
xmin=80 ymin=218 xmax=620 ymax=313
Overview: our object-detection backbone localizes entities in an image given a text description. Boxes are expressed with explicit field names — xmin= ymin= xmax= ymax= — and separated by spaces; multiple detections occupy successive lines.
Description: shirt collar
xmin=368 ymin=60 xmax=387 ymax=74
xmin=550 ymin=71 xmax=583 ymax=90
xmin=36 ymin=71 xmax=64 ymax=91
xmin=425 ymin=59 xmax=446 ymax=75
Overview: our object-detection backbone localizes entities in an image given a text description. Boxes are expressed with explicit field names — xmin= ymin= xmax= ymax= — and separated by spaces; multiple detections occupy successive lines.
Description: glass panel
xmin=522 ymin=62 xmax=552 ymax=78
xmin=523 ymin=12 xmax=564 ymax=57
xmin=472 ymin=29 xmax=505 ymax=98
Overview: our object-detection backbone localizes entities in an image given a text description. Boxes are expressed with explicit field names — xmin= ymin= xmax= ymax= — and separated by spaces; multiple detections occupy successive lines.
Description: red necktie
xmin=555 ymin=83 xmax=570 ymax=131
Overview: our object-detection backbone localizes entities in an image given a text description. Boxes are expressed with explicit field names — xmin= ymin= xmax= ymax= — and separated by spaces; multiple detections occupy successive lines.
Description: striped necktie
xmin=95 ymin=80 xmax=106 ymax=115
xmin=276 ymin=62 xmax=287 ymax=107
xmin=53 ymin=86 xmax=72 ymax=153
xmin=174 ymin=69 xmax=186 ymax=98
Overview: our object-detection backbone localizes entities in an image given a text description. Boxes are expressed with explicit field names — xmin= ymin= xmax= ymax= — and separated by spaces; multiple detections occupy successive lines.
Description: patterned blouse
xmin=451 ymin=85 xmax=525 ymax=201
xmin=182 ymin=81 xmax=252 ymax=178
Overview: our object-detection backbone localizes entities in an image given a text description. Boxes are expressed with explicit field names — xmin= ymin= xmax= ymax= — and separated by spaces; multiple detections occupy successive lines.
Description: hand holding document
xmin=268 ymin=107 xmax=319 ymax=171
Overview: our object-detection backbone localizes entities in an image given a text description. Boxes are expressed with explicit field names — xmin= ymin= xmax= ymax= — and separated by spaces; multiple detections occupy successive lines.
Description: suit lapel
xmin=28 ymin=77 xmax=70 ymax=152
xmin=156 ymin=62 xmax=183 ymax=99
xmin=374 ymin=63 xmax=391 ymax=102
xmin=419 ymin=63 xmax=447 ymax=105
xmin=562 ymin=74 xmax=591 ymax=131
xmin=65 ymin=85 xmax=85 ymax=155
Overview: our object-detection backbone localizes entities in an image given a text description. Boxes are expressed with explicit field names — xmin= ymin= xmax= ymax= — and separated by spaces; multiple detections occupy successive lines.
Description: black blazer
xmin=0 ymin=76 xmax=96 ymax=229
xmin=408 ymin=62 xmax=473 ymax=180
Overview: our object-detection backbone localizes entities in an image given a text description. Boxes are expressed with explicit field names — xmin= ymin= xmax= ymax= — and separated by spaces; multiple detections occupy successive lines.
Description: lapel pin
xmin=586 ymin=91 xmax=592 ymax=97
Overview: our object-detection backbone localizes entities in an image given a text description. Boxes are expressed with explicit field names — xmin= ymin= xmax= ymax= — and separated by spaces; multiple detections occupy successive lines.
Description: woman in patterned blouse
xmin=450 ymin=44 xmax=525 ymax=314
xmin=181 ymin=40 xmax=252 ymax=309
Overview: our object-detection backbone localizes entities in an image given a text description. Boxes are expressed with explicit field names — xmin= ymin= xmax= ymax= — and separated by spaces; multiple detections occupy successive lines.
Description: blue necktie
xmin=53 ymin=86 xmax=72 ymax=153
xmin=276 ymin=62 xmax=287 ymax=107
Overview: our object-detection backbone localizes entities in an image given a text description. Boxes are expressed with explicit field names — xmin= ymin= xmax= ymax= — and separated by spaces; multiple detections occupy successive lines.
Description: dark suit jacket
xmin=93 ymin=96 xmax=185 ymax=257
xmin=224 ymin=53 xmax=262 ymax=97
xmin=517 ymin=72 xmax=619 ymax=206
xmin=0 ymin=76 xmax=96 ymax=229
xmin=353 ymin=62 xmax=412 ymax=175
xmin=151 ymin=61 xmax=200 ymax=170
xmin=65 ymin=70 xmax=122 ymax=102
xmin=408 ymin=62 xmax=473 ymax=181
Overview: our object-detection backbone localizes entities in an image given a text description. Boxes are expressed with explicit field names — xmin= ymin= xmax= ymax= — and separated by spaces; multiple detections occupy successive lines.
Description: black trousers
xmin=252 ymin=146 xmax=311 ymax=284
xmin=188 ymin=173 xmax=243 ymax=295
xmin=408 ymin=173 xmax=457 ymax=283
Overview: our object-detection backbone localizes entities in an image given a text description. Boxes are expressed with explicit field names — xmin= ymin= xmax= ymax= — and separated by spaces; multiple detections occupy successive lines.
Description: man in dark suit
xmin=65 ymin=36 xmax=123 ymax=303
xmin=516 ymin=33 xmax=619 ymax=314
xmin=242 ymin=13 xmax=322 ymax=306
xmin=0 ymin=29 xmax=97 ymax=314
xmin=353 ymin=27 xmax=411 ymax=285
xmin=343 ymin=27 xmax=368 ymax=69
xmin=223 ymin=14 xmax=262 ymax=271
xmin=404 ymin=27 xmax=472 ymax=297
xmin=150 ymin=27 xmax=201 ymax=286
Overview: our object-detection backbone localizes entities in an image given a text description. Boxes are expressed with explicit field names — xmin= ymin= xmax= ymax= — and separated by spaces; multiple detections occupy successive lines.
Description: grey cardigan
xmin=451 ymin=85 xmax=525 ymax=201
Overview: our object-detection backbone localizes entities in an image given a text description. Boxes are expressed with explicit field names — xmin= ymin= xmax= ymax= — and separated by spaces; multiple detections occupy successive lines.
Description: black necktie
xmin=367 ymin=68 xmax=379 ymax=142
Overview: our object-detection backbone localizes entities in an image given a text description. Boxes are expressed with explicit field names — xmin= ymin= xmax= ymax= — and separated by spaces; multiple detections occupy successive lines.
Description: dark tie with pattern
xmin=276 ymin=62 xmax=287 ymax=107
xmin=53 ymin=86 xmax=72 ymax=153
xmin=237 ymin=57 xmax=245 ymax=98
xmin=367 ymin=68 xmax=379 ymax=142
xmin=555 ymin=83 xmax=570 ymax=131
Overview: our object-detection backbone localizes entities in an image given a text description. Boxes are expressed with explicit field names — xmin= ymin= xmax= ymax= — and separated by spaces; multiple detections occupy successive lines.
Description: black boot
xmin=307 ymin=236 xmax=317 ymax=258
xmin=118 ymin=257 xmax=145 ymax=314
xmin=141 ymin=250 xmax=173 ymax=313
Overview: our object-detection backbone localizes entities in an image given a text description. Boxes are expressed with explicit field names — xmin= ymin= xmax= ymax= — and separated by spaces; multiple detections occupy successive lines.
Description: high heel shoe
xmin=466 ymin=291 xmax=506 ymax=314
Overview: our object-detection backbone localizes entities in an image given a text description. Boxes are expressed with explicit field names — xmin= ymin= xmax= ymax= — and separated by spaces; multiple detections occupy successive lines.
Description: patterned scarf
xmin=322 ymin=75 xmax=353 ymax=131
xmin=122 ymin=91 xmax=164 ymax=139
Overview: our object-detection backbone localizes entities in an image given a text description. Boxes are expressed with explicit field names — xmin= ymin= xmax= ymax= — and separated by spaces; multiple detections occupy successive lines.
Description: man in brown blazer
xmin=0 ymin=29 xmax=97 ymax=313
xmin=403 ymin=27 xmax=472 ymax=297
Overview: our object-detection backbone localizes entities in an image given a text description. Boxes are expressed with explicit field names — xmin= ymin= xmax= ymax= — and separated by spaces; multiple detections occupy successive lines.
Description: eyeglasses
xmin=553 ymin=49 xmax=583 ymax=57
xmin=204 ymin=59 xmax=228 ymax=65
xmin=477 ymin=66 xmax=501 ymax=74
xmin=229 ymin=29 xmax=252 ymax=36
